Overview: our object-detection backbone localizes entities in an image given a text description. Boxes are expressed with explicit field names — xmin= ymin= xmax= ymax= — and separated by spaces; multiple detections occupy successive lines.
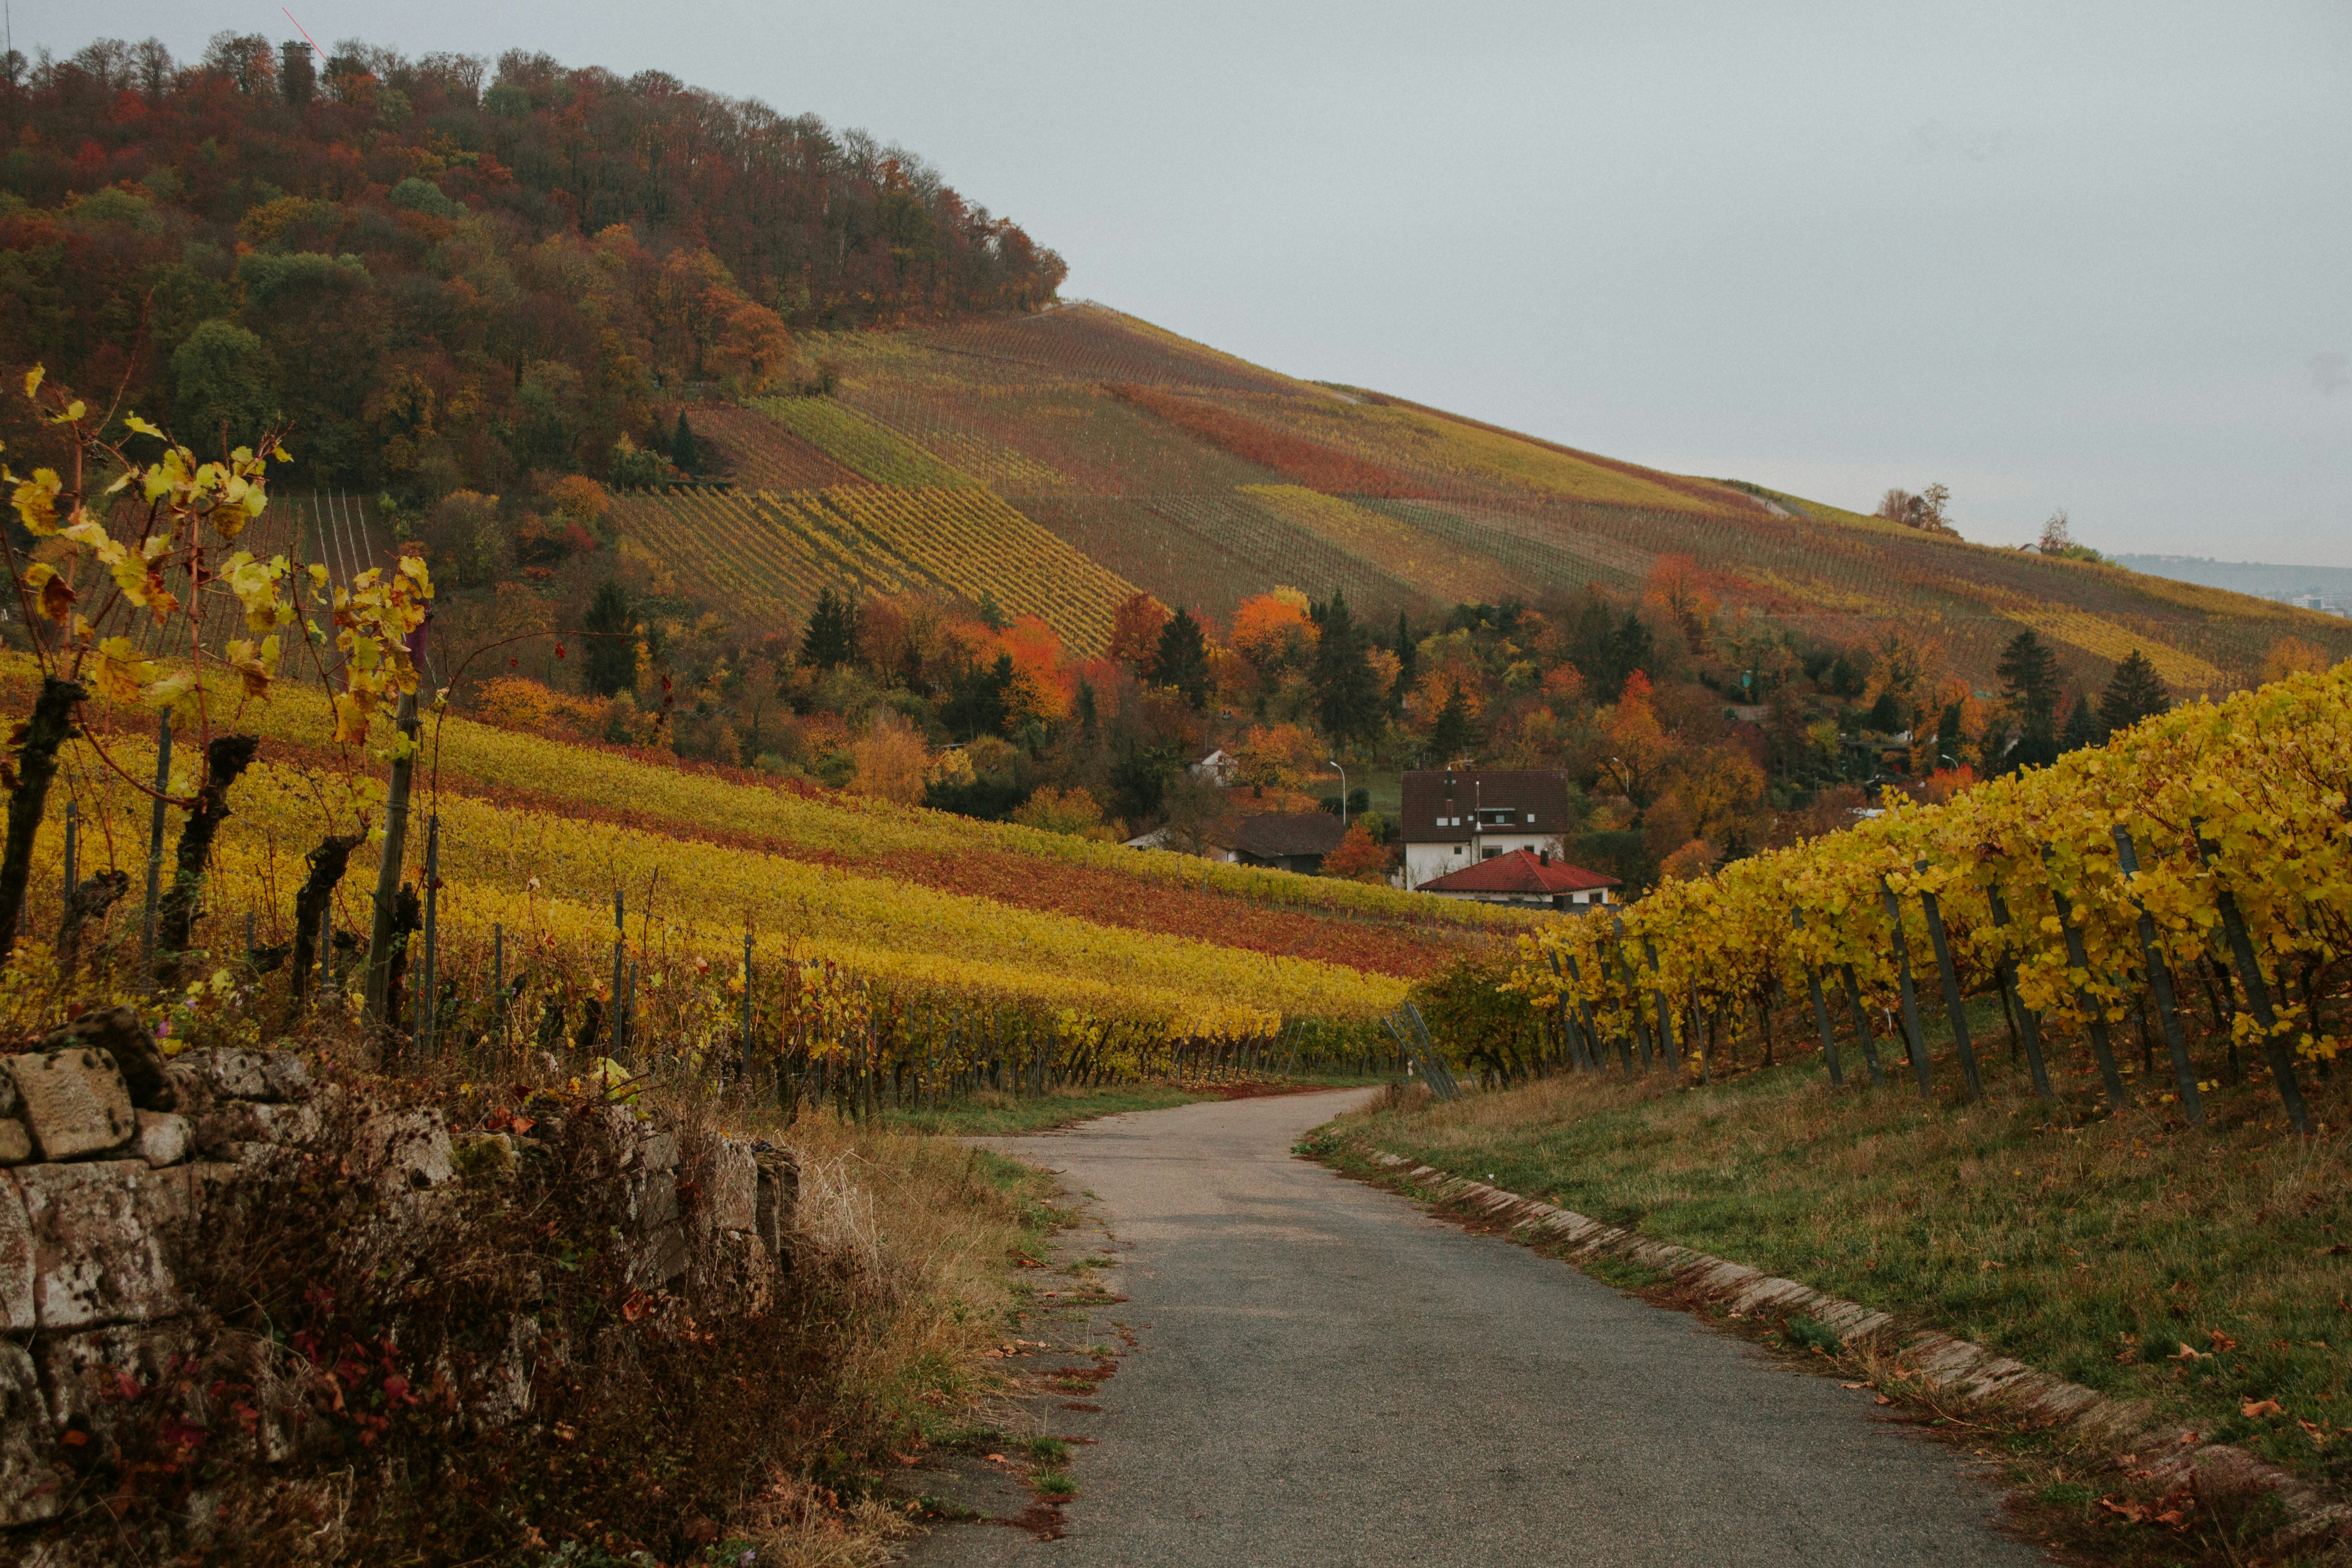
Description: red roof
xmin=1416 ymin=848 xmax=1620 ymax=896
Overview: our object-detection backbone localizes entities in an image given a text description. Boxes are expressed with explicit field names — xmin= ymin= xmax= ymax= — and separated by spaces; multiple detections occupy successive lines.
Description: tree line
xmin=0 ymin=33 xmax=1065 ymax=503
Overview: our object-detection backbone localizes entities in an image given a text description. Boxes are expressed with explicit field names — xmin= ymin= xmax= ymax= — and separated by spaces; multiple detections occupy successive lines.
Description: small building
xmin=1415 ymin=847 xmax=1619 ymax=910
xmin=1125 ymin=812 xmax=1347 ymax=875
xmin=1188 ymin=748 xmax=1237 ymax=783
xmin=1222 ymin=812 xmax=1348 ymax=874
xmin=1400 ymin=769 xmax=1575 ymax=889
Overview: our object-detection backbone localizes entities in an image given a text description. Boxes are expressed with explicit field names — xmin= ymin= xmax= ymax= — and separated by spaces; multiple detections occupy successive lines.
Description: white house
xmin=1399 ymin=769 xmax=1576 ymax=890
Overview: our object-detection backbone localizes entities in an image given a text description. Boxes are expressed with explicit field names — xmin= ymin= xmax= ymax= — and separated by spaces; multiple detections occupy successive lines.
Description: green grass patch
xmin=1581 ymin=1255 xmax=1666 ymax=1291
xmin=1033 ymin=1470 xmax=1078 ymax=1498
xmin=1315 ymin=1041 xmax=2352 ymax=1487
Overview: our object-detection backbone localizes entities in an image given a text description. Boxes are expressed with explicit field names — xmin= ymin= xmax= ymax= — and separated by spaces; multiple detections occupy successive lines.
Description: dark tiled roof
xmin=1417 ymin=848 xmax=1619 ymax=895
xmin=1219 ymin=812 xmax=1349 ymax=858
xmin=1400 ymin=770 xmax=1573 ymax=843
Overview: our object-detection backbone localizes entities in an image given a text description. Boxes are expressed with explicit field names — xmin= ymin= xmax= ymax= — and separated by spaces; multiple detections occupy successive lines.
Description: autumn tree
xmin=170 ymin=320 xmax=279 ymax=453
xmin=1320 ymin=822 xmax=1393 ymax=883
xmin=1106 ymin=591 xmax=1170 ymax=672
xmin=1644 ymin=554 xmax=1715 ymax=654
xmin=2262 ymin=636 xmax=2332 ymax=683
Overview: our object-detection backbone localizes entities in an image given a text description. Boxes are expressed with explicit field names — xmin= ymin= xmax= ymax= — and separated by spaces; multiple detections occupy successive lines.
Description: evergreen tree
xmin=976 ymin=589 xmax=1008 ymax=631
xmin=1428 ymin=688 xmax=1479 ymax=762
xmin=943 ymin=653 xmax=1014 ymax=740
xmin=1149 ymin=606 xmax=1211 ymax=710
xmin=1866 ymin=690 xmax=1906 ymax=735
xmin=1613 ymin=611 xmax=1656 ymax=695
xmin=2098 ymin=649 xmax=2170 ymax=736
xmin=582 ymin=579 xmax=636 ymax=698
xmin=1310 ymin=590 xmax=1383 ymax=742
xmin=2060 ymin=689 xmax=2103 ymax=753
xmin=1935 ymin=700 xmax=1965 ymax=761
xmin=1390 ymin=612 xmax=1418 ymax=712
xmin=800 ymin=586 xmax=859 ymax=669
xmin=1995 ymin=629 xmax=2061 ymax=771
xmin=671 ymin=410 xmax=698 ymax=473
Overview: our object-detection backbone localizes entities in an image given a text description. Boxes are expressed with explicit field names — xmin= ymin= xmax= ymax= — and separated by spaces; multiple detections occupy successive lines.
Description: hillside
xmin=1 ymin=656 xmax=1504 ymax=1040
xmin=620 ymin=303 xmax=2351 ymax=692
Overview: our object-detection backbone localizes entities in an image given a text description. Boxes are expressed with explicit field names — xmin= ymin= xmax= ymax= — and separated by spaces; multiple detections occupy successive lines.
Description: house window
xmin=1482 ymin=847 xmax=1501 ymax=860
xmin=1476 ymin=808 xmax=1515 ymax=827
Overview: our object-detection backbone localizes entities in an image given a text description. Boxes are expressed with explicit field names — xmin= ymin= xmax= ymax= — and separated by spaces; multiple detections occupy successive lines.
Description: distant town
xmin=2115 ymin=553 xmax=2352 ymax=617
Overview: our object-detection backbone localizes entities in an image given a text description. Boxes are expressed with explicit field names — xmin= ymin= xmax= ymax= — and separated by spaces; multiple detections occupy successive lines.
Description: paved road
xmin=914 ymin=1089 xmax=2046 ymax=1568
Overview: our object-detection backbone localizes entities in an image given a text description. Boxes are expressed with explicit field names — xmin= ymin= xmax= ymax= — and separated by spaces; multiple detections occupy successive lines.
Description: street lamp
xmin=1327 ymin=760 xmax=1348 ymax=826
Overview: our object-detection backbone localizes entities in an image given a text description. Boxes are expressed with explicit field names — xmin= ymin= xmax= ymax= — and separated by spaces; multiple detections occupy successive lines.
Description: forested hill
xmin=0 ymin=34 xmax=1064 ymax=492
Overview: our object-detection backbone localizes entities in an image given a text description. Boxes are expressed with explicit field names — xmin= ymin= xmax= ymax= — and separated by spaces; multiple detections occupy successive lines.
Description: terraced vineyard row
xmin=1242 ymin=487 xmax=1518 ymax=606
xmin=614 ymin=485 xmax=1134 ymax=650
xmin=681 ymin=403 xmax=865 ymax=489
xmin=747 ymin=396 xmax=974 ymax=487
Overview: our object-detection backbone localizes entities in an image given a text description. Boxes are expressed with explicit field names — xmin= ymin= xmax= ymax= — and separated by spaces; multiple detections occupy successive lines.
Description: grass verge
xmin=1305 ymin=1052 xmax=2351 ymax=1493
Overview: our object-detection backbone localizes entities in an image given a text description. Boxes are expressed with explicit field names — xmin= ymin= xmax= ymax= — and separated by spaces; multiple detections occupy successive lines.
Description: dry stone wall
xmin=0 ymin=1009 xmax=799 ymax=1551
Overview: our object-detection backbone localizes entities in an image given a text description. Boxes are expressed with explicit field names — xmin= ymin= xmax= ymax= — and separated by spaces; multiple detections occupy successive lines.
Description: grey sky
xmin=22 ymin=1 xmax=2352 ymax=565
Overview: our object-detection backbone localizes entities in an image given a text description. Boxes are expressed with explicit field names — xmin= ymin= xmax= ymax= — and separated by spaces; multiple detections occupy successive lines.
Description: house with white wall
xmin=1400 ymin=769 xmax=1577 ymax=890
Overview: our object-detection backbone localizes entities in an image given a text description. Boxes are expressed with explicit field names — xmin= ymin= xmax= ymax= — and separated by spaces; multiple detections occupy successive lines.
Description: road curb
xmin=1360 ymin=1145 xmax=2351 ymax=1554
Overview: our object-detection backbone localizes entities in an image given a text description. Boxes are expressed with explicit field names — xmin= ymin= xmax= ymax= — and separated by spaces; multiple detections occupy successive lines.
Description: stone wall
xmin=0 ymin=1009 xmax=799 ymax=1552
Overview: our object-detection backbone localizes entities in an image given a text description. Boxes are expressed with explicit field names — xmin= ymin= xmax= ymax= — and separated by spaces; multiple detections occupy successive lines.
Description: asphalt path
xmin=913 ymin=1088 xmax=2046 ymax=1568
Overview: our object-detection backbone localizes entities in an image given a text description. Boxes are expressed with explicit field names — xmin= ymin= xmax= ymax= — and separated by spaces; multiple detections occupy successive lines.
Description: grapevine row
xmin=1515 ymin=664 xmax=2352 ymax=1130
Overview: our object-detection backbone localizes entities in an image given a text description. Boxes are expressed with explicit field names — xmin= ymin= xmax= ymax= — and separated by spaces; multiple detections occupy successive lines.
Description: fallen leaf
xmin=1874 ymin=1395 xmax=1895 ymax=1406
xmin=1840 ymin=1382 xmax=1871 ymax=1390
xmin=2243 ymin=1398 xmax=2284 ymax=1419
xmin=2208 ymin=1329 xmax=2240 ymax=1353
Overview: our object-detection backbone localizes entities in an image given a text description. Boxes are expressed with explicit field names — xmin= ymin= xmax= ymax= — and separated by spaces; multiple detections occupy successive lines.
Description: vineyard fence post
xmin=140 ymin=711 xmax=172 ymax=986
xmin=363 ymin=689 xmax=418 ymax=1038
xmin=609 ymin=887 xmax=627 ymax=1066
xmin=741 ymin=931 xmax=754 ymax=1080
xmin=1878 ymin=882 xmax=1933 ymax=1099
xmin=1793 ymin=910 xmax=1842 ymax=1086
xmin=61 ymin=799 xmax=76 ymax=910
xmin=418 ymin=815 xmax=439 ymax=1057
xmin=1641 ymin=938 xmax=1678 ymax=1076
xmin=1839 ymin=964 xmax=1886 ymax=1086
xmin=1986 ymin=883 xmax=2052 ymax=1100
xmin=1915 ymin=867 xmax=1984 ymax=1101
xmin=2195 ymin=826 xmax=2312 ymax=1135
xmin=491 ymin=922 xmax=504 ymax=1053
xmin=2045 ymin=848 xmax=2129 ymax=1109
xmin=2113 ymin=827 xmax=2204 ymax=1127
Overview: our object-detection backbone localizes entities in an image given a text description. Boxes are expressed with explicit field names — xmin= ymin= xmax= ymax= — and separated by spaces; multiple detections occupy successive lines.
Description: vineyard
xmin=706 ymin=301 xmax=2352 ymax=687
xmin=1507 ymin=662 xmax=2352 ymax=1132
xmin=607 ymin=483 xmax=1136 ymax=651
xmin=3 ymin=638 xmax=1516 ymax=1112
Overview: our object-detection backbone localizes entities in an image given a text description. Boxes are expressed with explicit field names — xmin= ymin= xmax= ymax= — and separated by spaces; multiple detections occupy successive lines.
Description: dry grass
xmin=1322 ymin=1045 xmax=2352 ymax=1487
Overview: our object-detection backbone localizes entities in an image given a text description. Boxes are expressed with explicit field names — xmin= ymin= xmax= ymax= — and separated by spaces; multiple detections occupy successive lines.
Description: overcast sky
xmin=25 ymin=1 xmax=2352 ymax=566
